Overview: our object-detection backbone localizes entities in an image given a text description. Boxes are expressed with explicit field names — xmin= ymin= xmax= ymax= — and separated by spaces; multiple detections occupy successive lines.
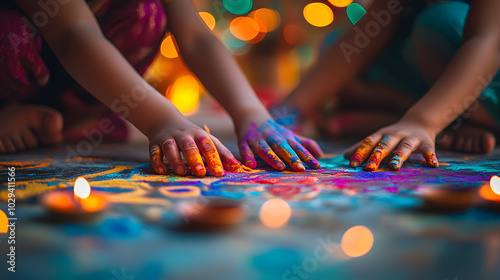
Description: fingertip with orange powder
xmin=196 ymin=136 xmax=224 ymax=177
xmin=149 ymin=145 xmax=166 ymax=175
xmin=349 ymin=137 xmax=374 ymax=168
xmin=364 ymin=137 xmax=390 ymax=172
xmin=424 ymin=151 xmax=439 ymax=168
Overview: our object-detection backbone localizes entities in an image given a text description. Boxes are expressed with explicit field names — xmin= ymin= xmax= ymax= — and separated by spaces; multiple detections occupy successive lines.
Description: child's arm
xmin=285 ymin=0 xmax=404 ymax=118
xmin=163 ymin=0 xmax=323 ymax=171
xmin=14 ymin=0 xmax=238 ymax=177
xmin=347 ymin=0 xmax=500 ymax=171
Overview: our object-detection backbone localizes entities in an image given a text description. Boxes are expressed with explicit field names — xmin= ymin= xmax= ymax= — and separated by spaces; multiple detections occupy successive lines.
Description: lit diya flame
xmin=74 ymin=177 xmax=91 ymax=199
xmin=341 ymin=225 xmax=374 ymax=258
xmin=479 ymin=175 xmax=500 ymax=202
xmin=490 ymin=175 xmax=500 ymax=195
xmin=259 ymin=198 xmax=291 ymax=228
xmin=42 ymin=177 xmax=108 ymax=218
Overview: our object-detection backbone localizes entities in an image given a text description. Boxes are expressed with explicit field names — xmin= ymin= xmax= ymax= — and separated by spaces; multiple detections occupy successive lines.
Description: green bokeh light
xmin=223 ymin=0 xmax=253 ymax=15
xmin=346 ymin=3 xmax=367 ymax=25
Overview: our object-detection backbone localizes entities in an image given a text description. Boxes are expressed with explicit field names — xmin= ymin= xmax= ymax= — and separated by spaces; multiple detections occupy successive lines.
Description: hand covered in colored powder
xmin=148 ymin=120 xmax=247 ymax=177
xmin=344 ymin=120 xmax=439 ymax=171
xmin=237 ymin=119 xmax=323 ymax=171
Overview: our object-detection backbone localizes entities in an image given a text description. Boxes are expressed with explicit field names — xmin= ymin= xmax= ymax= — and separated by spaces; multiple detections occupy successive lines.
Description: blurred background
xmin=136 ymin=0 xmax=358 ymax=140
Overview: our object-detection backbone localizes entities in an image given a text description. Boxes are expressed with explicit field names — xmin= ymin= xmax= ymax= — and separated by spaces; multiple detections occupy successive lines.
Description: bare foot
xmin=437 ymin=125 xmax=496 ymax=154
xmin=322 ymin=110 xmax=400 ymax=138
xmin=0 ymin=104 xmax=63 ymax=153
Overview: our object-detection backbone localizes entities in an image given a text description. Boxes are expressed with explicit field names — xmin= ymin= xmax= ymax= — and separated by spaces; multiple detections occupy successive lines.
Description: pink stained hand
xmin=238 ymin=120 xmax=323 ymax=171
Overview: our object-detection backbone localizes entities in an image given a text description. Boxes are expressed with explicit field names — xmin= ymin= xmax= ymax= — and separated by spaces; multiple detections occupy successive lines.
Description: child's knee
xmin=412 ymin=1 xmax=469 ymax=45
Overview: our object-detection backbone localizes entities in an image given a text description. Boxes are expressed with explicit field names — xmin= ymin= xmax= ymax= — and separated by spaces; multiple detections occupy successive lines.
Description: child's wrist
xmin=400 ymin=111 xmax=442 ymax=137
xmin=231 ymin=106 xmax=271 ymax=128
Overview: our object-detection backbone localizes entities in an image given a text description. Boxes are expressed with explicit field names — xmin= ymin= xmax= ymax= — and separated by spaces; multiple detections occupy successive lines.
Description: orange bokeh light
xmin=166 ymin=75 xmax=200 ymax=115
xmin=160 ymin=35 xmax=179 ymax=58
xmin=0 ymin=210 xmax=8 ymax=234
xmin=230 ymin=17 xmax=260 ymax=41
xmin=199 ymin=12 xmax=216 ymax=30
xmin=283 ymin=23 xmax=308 ymax=46
xmin=259 ymin=198 xmax=291 ymax=228
xmin=328 ymin=0 xmax=353 ymax=7
xmin=249 ymin=8 xmax=281 ymax=33
xmin=341 ymin=225 xmax=374 ymax=258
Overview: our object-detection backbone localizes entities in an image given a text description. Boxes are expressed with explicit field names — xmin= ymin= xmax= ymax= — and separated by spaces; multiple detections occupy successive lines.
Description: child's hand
xmin=148 ymin=120 xmax=243 ymax=177
xmin=237 ymin=119 xmax=323 ymax=171
xmin=344 ymin=119 xmax=439 ymax=171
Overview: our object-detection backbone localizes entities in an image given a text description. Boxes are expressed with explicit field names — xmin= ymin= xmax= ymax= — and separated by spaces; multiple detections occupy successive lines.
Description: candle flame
xmin=74 ymin=177 xmax=91 ymax=199
xmin=490 ymin=175 xmax=500 ymax=195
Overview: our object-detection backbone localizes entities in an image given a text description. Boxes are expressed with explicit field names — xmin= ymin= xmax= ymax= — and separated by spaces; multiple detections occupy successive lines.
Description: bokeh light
xmin=160 ymin=35 xmax=178 ymax=58
xmin=199 ymin=12 xmax=216 ymax=30
xmin=74 ymin=177 xmax=91 ymax=199
xmin=346 ymin=3 xmax=367 ymax=25
xmin=283 ymin=23 xmax=308 ymax=46
xmin=0 ymin=210 xmax=8 ymax=233
xmin=222 ymin=29 xmax=247 ymax=49
xmin=249 ymin=8 xmax=281 ymax=33
xmin=328 ymin=0 xmax=353 ymax=7
xmin=230 ymin=17 xmax=260 ymax=41
xmin=491 ymin=175 xmax=500 ymax=195
xmin=259 ymin=198 xmax=291 ymax=228
xmin=167 ymin=75 xmax=200 ymax=115
xmin=223 ymin=0 xmax=252 ymax=15
xmin=303 ymin=2 xmax=334 ymax=27
xmin=341 ymin=225 xmax=374 ymax=258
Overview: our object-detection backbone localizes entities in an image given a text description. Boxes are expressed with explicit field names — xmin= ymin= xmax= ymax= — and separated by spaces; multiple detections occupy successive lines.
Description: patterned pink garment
xmin=0 ymin=0 xmax=168 ymax=139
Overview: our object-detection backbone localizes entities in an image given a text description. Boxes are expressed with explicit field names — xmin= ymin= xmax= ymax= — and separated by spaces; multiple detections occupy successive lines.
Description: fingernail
xmin=245 ymin=159 xmax=256 ymax=168
xmin=293 ymin=162 xmax=306 ymax=171
xmin=349 ymin=160 xmax=359 ymax=168
xmin=157 ymin=167 xmax=165 ymax=174
xmin=364 ymin=163 xmax=377 ymax=171
xmin=388 ymin=161 xmax=398 ymax=171
xmin=195 ymin=164 xmax=205 ymax=173
xmin=276 ymin=162 xmax=286 ymax=170
xmin=175 ymin=165 xmax=186 ymax=175
xmin=310 ymin=160 xmax=321 ymax=169
xmin=213 ymin=165 xmax=224 ymax=176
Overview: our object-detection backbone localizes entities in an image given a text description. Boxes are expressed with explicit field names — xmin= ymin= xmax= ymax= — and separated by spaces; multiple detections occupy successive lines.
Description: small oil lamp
xmin=478 ymin=175 xmax=500 ymax=211
xmin=42 ymin=177 xmax=108 ymax=221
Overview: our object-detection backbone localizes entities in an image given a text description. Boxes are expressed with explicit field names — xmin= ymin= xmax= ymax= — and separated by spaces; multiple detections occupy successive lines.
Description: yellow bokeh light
xmin=168 ymin=75 xmax=200 ymax=115
xmin=303 ymin=2 xmax=334 ymax=27
xmin=249 ymin=8 xmax=281 ymax=33
xmin=199 ymin=12 xmax=216 ymax=30
xmin=74 ymin=177 xmax=91 ymax=199
xmin=0 ymin=210 xmax=7 ymax=233
xmin=328 ymin=0 xmax=353 ymax=7
xmin=490 ymin=175 xmax=500 ymax=195
xmin=160 ymin=35 xmax=178 ymax=58
xmin=341 ymin=225 xmax=374 ymax=258
xmin=259 ymin=198 xmax=291 ymax=228
xmin=230 ymin=17 xmax=260 ymax=41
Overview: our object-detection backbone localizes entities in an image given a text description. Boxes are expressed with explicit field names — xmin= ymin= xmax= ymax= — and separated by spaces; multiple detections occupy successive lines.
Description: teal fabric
xmin=362 ymin=1 xmax=500 ymax=125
